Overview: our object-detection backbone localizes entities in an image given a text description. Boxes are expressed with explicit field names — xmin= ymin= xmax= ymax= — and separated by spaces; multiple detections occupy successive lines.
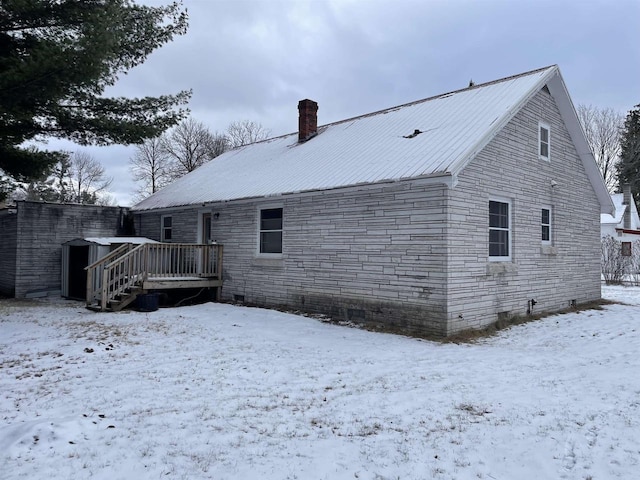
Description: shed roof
xmin=64 ymin=237 xmax=158 ymax=246
xmin=133 ymin=65 xmax=613 ymax=214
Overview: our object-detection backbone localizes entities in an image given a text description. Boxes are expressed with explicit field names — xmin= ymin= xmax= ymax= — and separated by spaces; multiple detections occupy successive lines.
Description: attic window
xmin=403 ymin=129 xmax=423 ymax=139
xmin=539 ymin=122 xmax=550 ymax=161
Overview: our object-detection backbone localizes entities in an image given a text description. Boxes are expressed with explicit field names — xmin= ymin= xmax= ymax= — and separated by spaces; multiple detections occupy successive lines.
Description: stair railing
xmin=100 ymin=243 xmax=147 ymax=311
xmin=85 ymin=243 xmax=134 ymax=307
xmin=88 ymin=242 xmax=224 ymax=310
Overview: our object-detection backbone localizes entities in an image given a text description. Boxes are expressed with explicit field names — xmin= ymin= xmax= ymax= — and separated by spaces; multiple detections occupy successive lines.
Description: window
xmin=259 ymin=207 xmax=283 ymax=254
xmin=539 ymin=122 xmax=550 ymax=161
xmin=161 ymin=215 xmax=172 ymax=241
xmin=541 ymin=207 xmax=552 ymax=244
xmin=622 ymin=242 xmax=632 ymax=257
xmin=489 ymin=199 xmax=510 ymax=260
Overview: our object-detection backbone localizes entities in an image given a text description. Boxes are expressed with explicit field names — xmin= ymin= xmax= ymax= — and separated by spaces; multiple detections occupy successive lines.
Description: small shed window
xmin=161 ymin=215 xmax=172 ymax=241
xmin=489 ymin=199 xmax=511 ymax=261
xmin=622 ymin=242 xmax=632 ymax=257
xmin=259 ymin=208 xmax=283 ymax=254
xmin=539 ymin=122 xmax=550 ymax=161
xmin=541 ymin=207 xmax=552 ymax=244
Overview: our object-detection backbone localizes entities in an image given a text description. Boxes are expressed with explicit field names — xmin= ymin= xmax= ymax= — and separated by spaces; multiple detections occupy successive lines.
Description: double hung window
xmin=489 ymin=200 xmax=511 ymax=260
xmin=161 ymin=215 xmax=172 ymax=241
xmin=541 ymin=207 xmax=552 ymax=244
xmin=259 ymin=208 xmax=283 ymax=254
xmin=539 ymin=122 xmax=550 ymax=161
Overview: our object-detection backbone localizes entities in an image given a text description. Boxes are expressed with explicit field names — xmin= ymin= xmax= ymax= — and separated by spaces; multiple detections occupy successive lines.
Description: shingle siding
xmin=445 ymin=89 xmax=601 ymax=334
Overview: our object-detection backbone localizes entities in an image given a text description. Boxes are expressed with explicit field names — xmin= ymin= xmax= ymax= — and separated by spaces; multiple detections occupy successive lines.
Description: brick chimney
xmin=623 ymin=184 xmax=632 ymax=229
xmin=298 ymin=99 xmax=318 ymax=142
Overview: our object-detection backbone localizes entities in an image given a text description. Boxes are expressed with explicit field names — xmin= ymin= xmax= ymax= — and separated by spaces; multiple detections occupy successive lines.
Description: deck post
xmin=101 ymin=269 xmax=109 ymax=311
xmin=216 ymin=245 xmax=224 ymax=301
xmin=86 ymin=267 xmax=93 ymax=306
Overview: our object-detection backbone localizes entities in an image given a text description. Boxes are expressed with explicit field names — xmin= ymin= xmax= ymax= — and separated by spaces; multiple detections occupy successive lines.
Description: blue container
xmin=136 ymin=293 xmax=160 ymax=312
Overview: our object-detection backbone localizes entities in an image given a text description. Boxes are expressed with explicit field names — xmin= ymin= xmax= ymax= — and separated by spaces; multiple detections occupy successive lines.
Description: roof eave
xmin=449 ymin=66 xmax=559 ymax=180
xmin=546 ymin=71 xmax=615 ymax=215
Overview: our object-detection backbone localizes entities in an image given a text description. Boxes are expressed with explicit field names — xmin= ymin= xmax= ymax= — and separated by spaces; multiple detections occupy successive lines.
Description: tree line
xmin=0 ymin=0 xmax=269 ymax=205
xmin=129 ymin=118 xmax=269 ymax=200
xmin=577 ymin=103 xmax=640 ymax=199
xmin=0 ymin=0 xmax=189 ymax=203
xmin=0 ymin=2 xmax=638 ymax=206
xmin=5 ymin=116 xmax=270 ymax=205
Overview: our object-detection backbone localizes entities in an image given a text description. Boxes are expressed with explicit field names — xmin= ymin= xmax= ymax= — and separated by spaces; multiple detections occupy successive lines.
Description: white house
xmin=130 ymin=65 xmax=614 ymax=337
xmin=601 ymin=185 xmax=640 ymax=257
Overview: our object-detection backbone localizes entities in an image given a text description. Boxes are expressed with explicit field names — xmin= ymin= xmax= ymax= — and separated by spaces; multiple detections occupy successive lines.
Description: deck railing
xmin=85 ymin=243 xmax=135 ymax=306
xmin=86 ymin=243 xmax=223 ymax=310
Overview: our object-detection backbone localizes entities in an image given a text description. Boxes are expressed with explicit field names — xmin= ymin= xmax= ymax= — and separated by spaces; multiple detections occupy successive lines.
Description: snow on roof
xmin=600 ymin=194 xmax=625 ymax=225
xmin=133 ymin=65 xmax=612 ymax=214
xmin=601 ymin=193 xmax=640 ymax=229
xmin=82 ymin=237 xmax=158 ymax=246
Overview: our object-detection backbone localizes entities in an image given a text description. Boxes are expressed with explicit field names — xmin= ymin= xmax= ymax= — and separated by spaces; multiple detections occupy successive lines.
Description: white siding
xmin=445 ymin=89 xmax=602 ymax=334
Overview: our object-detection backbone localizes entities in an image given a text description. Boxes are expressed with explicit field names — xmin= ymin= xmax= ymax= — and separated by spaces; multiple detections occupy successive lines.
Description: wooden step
xmin=109 ymin=292 xmax=140 ymax=312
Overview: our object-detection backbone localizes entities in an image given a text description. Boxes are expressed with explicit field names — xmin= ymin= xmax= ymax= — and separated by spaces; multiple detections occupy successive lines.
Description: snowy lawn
xmin=1 ymin=286 xmax=639 ymax=480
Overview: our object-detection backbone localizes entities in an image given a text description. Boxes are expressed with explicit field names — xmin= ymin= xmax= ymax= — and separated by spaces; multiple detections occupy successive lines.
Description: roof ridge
xmin=236 ymin=65 xmax=558 ymax=147
xmin=323 ymin=65 xmax=558 ymax=129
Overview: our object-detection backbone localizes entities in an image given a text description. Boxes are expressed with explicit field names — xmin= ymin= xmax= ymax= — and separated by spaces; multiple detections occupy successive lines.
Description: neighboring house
xmin=601 ymin=185 xmax=640 ymax=257
xmin=0 ymin=201 xmax=132 ymax=298
xmin=130 ymin=65 xmax=612 ymax=337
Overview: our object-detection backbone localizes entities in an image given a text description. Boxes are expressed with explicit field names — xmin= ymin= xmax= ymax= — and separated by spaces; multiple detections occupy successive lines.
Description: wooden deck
xmin=85 ymin=242 xmax=223 ymax=311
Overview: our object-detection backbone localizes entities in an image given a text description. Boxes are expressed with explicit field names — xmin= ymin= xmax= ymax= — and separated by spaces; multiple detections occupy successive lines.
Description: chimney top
xmin=622 ymin=184 xmax=632 ymax=229
xmin=298 ymin=99 xmax=318 ymax=142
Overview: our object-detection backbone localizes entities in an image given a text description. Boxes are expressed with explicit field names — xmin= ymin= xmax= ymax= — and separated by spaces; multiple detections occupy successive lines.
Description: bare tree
xmin=51 ymin=156 xmax=73 ymax=203
xmin=601 ymin=235 xmax=628 ymax=284
xmin=8 ymin=152 xmax=113 ymax=204
xmin=226 ymin=120 xmax=270 ymax=148
xmin=577 ymin=104 xmax=624 ymax=192
xmin=205 ymin=132 xmax=229 ymax=159
xmin=95 ymin=192 xmax=117 ymax=206
xmin=629 ymin=239 xmax=640 ymax=286
xmin=12 ymin=154 xmax=72 ymax=203
xmin=130 ymin=136 xmax=173 ymax=199
xmin=69 ymin=151 xmax=113 ymax=204
xmin=161 ymin=118 xmax=228 ymax=178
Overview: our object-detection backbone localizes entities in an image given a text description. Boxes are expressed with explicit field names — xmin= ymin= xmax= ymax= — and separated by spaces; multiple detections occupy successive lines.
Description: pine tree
xmin=0 ymin=0 xmax=190 ymax=180
xmin=617 ymin=105 xmax=640 ymax=196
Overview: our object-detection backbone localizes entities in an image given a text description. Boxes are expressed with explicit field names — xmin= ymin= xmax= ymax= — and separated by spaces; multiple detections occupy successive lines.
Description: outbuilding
xmin=62 ymin=237 xmax=157 ymax=300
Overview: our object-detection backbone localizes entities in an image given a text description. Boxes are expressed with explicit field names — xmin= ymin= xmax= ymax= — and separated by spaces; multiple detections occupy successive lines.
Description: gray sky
xmin=49 ymin=0 xmax=640 ymax=206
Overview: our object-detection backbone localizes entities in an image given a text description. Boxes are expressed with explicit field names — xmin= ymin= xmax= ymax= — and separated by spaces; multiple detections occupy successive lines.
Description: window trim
xmin=539 ymin=121 xmax=551 ymax=161
xmin=489 ymin=197 xmax=512 ymax=262
xmin=256 ymin=205 xmax=283 ymax=257
xmin=161 ymin=214 xmax=172 ymax=242
xmin=541 ymin=206 xmax=552 ymax=245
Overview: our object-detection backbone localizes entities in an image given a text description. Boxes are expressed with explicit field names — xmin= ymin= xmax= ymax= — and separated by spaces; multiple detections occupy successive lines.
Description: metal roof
xmin=80 ymin=237 xmax=158 ymax=246
xmin=133 ymin=65 xmax=613 ymax=214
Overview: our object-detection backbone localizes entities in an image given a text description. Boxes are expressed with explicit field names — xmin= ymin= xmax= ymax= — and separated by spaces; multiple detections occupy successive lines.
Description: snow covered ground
xmin=1 ymin=286 xmax=639 ymax=480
